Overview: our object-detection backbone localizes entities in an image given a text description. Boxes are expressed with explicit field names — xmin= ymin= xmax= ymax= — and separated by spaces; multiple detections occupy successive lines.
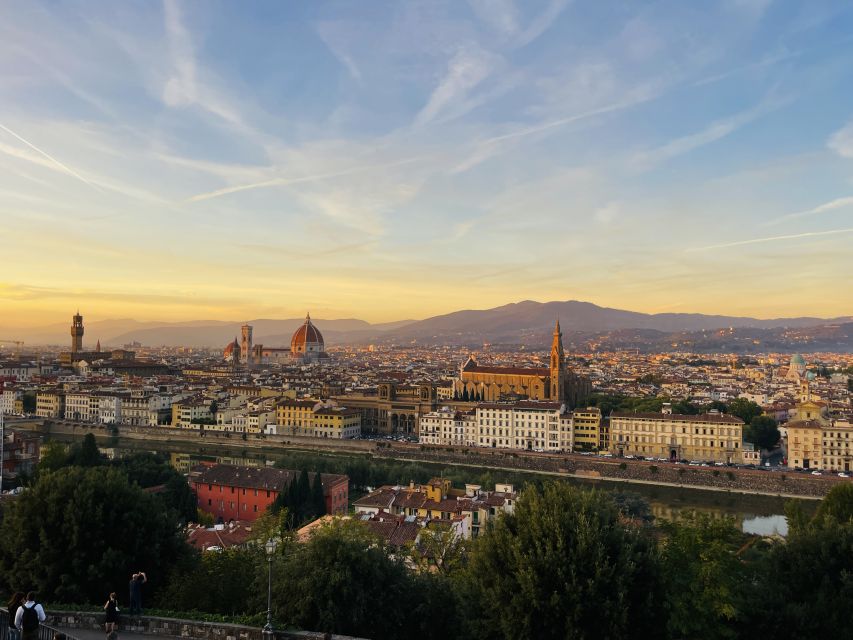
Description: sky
xmin=1 ymin=0 xmax=853 ymax=327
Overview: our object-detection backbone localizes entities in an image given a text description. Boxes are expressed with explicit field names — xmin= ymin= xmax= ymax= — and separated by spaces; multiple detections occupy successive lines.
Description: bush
xmin=649 ymin=465 xmax=658 ymax=474
xmin=619 ymin=463 xmax=627 ymax=470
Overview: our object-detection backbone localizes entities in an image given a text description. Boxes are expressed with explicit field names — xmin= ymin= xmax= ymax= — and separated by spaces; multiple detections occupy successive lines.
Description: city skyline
xmin=2 ymin=1 xmax=853 ymax=325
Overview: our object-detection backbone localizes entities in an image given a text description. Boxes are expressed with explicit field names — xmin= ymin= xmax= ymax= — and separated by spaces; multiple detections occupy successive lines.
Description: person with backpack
xmin=6 ymin=592 xmax=24 ymax=640
xmin=14 ymin=592 xmax=45 ymax=640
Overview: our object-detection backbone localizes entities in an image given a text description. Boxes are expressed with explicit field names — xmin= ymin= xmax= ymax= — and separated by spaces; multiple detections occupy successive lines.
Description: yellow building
xmin=276 ymin=399 xmax=317 ymax=434
xmin=311 ymin=407 xmax=361 ymax=439
xmin=171 ymin=399 xmax=213 ymax=429
xmin=572 ymin=407 xmax=602 ymax=451
xmin=610 ymin=408 xmax=743 ymax=463
xmin=787 ymin=420 xmax=823 ymax=470
xmin=36 ymin=390 xmax=65 ymax=419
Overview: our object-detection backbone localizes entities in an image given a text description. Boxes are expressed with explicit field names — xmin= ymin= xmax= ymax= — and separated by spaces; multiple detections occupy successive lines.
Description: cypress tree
xmin=311 ymin=473 xmax=326 ymax=518
xmin=297 ymin=468 xmax=311 ymax=523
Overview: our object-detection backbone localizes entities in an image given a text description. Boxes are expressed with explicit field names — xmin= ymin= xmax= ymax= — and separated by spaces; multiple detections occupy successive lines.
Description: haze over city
xmin=2 ymin=1 xmax=853 ymax=326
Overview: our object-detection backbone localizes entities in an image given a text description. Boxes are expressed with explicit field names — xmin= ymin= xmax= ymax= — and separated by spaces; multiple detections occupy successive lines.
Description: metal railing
xmin=1 ymin=608 xmax=80 ymax=640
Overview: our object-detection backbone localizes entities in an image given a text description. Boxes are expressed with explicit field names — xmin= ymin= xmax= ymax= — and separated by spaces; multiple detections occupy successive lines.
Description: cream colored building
xmin=419 ymin=408 xmax=477 ymax=446
xmin=610 ymin=407 xmax=743 ymax=463
xmin=822 ymin=421 xmax=853 ymax=472
xmin=475 ymin=402 xmax=565 ymax=452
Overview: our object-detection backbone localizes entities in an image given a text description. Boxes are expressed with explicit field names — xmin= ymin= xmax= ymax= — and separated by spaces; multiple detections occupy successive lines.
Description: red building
xmin=191 ymin=464 xmax=349 ymax=523
xmin=1 ymin=430 xmax=40 ymax=481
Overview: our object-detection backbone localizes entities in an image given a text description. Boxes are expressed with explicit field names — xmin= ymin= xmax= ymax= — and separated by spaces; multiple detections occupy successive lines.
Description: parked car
xmin=811 ymin=470 xmax=823 ymax=476
xmin=838 ymin=473 xmax=850 ymax=478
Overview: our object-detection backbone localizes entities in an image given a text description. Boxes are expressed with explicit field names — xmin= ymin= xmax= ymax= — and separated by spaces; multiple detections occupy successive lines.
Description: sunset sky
xmin=1 ymin=0 xmax=853 ymax=326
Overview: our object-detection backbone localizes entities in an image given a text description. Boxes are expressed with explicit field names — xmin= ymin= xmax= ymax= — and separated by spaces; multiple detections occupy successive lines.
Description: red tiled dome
xmin=291 ymin=313 xmax=324 ymax=352
xmin=224 ymin=338 xmax=240 ymax=357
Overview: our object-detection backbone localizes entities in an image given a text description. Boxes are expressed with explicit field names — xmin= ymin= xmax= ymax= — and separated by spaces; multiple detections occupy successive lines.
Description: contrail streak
xmin=686 ymin=227 xmax=853 ymax=252
xmin=186 ymin=156 xmax=423 ymax=203
xmin=0 ymin=122 xmax=102 ymax=191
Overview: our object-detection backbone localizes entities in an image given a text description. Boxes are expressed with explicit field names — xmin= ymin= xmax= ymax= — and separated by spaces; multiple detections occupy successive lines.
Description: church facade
xmin=452 ymin=320 xmax=590 ymax=407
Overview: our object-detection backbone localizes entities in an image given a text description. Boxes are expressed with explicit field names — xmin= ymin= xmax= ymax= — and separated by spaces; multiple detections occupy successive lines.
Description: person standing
xmin=6 ymin=593 xmax=24 ymax=640
xmin=14 ymin=592 xmax=45 ymax=640
xmin=103 ymin=592 xmax=119 ymax=639
xmin=128 ymin=572 xmax=146 ymax=617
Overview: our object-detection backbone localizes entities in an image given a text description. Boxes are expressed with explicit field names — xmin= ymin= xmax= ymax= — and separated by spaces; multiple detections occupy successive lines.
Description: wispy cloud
xmin=415 ymin=45 xmax=501 ymax=126
xmin=686 ymin=227 xmax=853 ymax=252
xmin=828 ymin=119 xmax=853 ymax=159
xmin=468 ymin=0 xmax=519 ymax=39
xmin=514 ymin=0 xmax=570 ymax=48
xmin=631 ymin=98 xmax=784 ymax=170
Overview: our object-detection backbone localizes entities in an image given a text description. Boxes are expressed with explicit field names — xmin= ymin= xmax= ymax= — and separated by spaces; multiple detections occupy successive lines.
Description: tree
xmin=408 ymin=524 xmax=468 ymax=575
xmin=0 ymin=466 xmax=190 ymax=603
xmin=659 ymin=512 xmax=755 ymax=640
xmin=745 ymin=416 xmax=780 ymax=451
xmin=744 ymin=520 xmax=853 ymax=636
xmin=727 ymin=398 xmax=762 ymax=425
xmin=814 ymin=483 xmax=853 ymax=525
xmin=67 ymin=433 xmax=103 ymax=467
xmin=270 ymin=521 xmax=417 ymax=640
xmin=22 ymin=391 xmax=36 ymax=414
xmin=456 ymin=483 xmax=665 ymax=639
xmin=157 ymin=548 xmax=261 ymax=616
xmin=311 ymin=473 xmax=326 ymax=519
xmin=38 ymin=442 xmax=69 ymax=473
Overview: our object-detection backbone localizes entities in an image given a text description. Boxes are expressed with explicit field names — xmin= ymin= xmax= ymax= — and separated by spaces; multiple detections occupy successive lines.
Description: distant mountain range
xmin=2 ymin=300 xmax=851 ymax=351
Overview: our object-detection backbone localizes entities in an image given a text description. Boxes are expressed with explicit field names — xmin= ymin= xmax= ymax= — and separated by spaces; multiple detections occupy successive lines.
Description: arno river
xmin=52 ymin=432 xmax=816 ymax=537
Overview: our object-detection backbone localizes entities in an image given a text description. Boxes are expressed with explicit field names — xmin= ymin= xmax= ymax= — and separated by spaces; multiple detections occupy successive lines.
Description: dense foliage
xmin=457 ymin=483 xmax=665 ymax=639
xmin=0 ymin=466 xmax=190 ymax=602
xmin=270 ymin=468 xmax=326 ymax=528
xmin=4 ymin=445 xmax=853 ymax=640
xmin=38 ymin=440 xmax=197 ymax=523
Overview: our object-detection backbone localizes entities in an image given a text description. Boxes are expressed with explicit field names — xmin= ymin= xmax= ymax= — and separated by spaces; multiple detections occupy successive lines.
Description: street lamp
xmin=263 ymin=538 xmax=277 ymax=640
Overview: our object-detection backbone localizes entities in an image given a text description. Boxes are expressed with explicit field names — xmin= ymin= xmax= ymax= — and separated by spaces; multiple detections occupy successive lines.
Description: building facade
xmin=419 ymin=408 xmax=477 ymax=446
xmin=453 ymin=320 xmax=590 ymax=406
xmin=192 ymin=464 xmax=349 ymax=522
xmin=610 ymin=407 xmax=743 ymax=463
xmin=474 ymin=401 xmax=565 ymax=452
xmin=572 ymin=407 xmax=602 ymax=451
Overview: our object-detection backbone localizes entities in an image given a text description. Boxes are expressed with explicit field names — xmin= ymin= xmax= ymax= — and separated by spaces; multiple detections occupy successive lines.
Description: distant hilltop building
xmin=223 ymin=313 xmax=329 ymax=367
xmin=453 ymin=320 xmax=590 ymax=407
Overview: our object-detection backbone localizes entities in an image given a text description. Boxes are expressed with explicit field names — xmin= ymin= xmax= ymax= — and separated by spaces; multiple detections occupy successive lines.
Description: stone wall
xmin=47 ymin=611 xmax=365 ymax=640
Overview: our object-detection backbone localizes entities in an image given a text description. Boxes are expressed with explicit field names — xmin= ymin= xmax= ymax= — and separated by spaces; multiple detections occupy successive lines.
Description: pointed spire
xmin=554 ymin=318 xmax=561 ymax=335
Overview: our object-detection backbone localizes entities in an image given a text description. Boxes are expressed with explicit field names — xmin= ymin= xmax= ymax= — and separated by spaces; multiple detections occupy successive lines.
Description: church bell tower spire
xmin=550 ymin=319 xmax=565 ymax=403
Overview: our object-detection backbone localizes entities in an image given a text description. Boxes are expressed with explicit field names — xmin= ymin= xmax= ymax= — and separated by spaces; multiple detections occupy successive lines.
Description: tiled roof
xmin=192 ymin=464 xmax=346 ymax=492
xmin=610 ymin=411 xmax=743 ymax=424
